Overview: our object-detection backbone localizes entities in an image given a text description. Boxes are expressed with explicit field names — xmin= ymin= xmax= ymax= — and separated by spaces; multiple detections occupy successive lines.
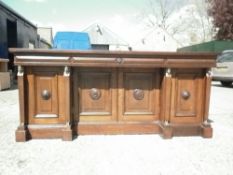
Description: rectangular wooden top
xmin=0 ymin=58 xmax=9 ymax=63
xmin=10 ymin=48 xmax=217 ymax=68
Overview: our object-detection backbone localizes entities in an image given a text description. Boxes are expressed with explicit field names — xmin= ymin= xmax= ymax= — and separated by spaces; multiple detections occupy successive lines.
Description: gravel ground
xmin=0 ymin=82 xmax=233 ymax=175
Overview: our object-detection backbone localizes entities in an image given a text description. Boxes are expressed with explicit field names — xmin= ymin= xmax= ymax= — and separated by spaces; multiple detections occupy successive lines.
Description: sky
xmin=1 ymin=0 xmax=192 ymax=49
xmin=2 ymin=0 xmax=148 ymax=42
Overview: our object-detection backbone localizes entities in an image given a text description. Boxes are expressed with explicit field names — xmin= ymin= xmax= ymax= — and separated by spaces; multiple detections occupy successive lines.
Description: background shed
xmin=83 ymin=23 xmax=130 ymax=51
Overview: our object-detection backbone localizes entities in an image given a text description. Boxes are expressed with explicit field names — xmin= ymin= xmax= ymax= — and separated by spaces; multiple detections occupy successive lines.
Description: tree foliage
xmin=208 ymin=0 xmax=233 ymax=40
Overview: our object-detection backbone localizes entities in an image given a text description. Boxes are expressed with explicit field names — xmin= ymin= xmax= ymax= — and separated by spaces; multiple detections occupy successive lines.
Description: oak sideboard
xmin=10 ymin=49 xmax=217 ymax=142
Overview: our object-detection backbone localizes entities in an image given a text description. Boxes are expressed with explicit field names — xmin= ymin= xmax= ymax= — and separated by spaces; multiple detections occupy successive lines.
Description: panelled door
xmin=74 ymin=68 xmax=117 ymax=122
xmin=74 ymin=68 xmax=160 ymax=122
xmin=27 ymin=67 xmax=66 ymax=124
xmin=170 ymin=69 xmax=205 ymax=124
xmin=118 ymin=68 xmax=160 ymax=121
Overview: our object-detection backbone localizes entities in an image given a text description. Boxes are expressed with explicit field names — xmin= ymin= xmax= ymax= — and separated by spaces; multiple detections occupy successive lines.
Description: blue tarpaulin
xmin=53 ymin=32 xmax=91 ymax=50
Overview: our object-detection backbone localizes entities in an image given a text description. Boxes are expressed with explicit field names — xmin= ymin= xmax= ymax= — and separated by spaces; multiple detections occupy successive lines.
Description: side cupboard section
xmin=15 ymin=66 xmax=73 ymax=141
xmin=160 ymin=68 xmax=213 ymax=138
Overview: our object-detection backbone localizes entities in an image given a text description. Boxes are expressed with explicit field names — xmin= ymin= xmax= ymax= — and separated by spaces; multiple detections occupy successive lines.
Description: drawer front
xmin=72 ymin=57 xmax=164 ymax=68
xmin=27 ymin=67 xmax=65 ymax=124
xmin=74 ymin=68 xmax=117 ymax=122
xmin=118 ymin=69 xmax=160 ymax=121
xmin=170 ymin=69 xmax=204 ymax=124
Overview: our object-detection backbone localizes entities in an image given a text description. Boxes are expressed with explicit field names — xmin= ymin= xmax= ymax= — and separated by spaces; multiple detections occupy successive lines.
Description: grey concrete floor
xmin=0 ymin=82 xmax=233 ymax=175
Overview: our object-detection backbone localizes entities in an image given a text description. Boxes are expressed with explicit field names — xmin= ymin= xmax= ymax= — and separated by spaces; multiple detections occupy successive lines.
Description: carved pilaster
xmin=206 ymin=68 xmax=213 ymax=77
xmin=17 ymin=65 xmax=24 ymax=76
xmin=164 ymin=120 xmax=169 ymax=126
xmin=159 ymin=68 xmax=173 ymax=139
xmin=62 ymin=66 xmax=73 ymax=141
xmin=201 ymin=68 xmax=213 ymax=138
xmin=165 ymin=68 xmax=171 ymax=77
xmin=163 ymin=68 xmax=172 ymax=124
xmin=203 ymin=120 xmax=209 ymax=126
xmin=63 ymin=66 xmax=70 ymax=77
xmin=160 ymin=121 xmax=173 ymax=139
xmin=204 ymin=68 xmax=212 ymax=123
xmin=202 ymin=121 xmax=213 ymax=138
xmin=16 ymin=65 xmax=28 ymax=142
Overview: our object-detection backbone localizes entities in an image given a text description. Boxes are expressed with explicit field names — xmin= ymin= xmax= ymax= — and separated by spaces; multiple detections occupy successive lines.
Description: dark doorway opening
xmin=91 ymin=44 xmax=109 ymax=50
xmin=7 ymin=19 xmax=17 ymax=71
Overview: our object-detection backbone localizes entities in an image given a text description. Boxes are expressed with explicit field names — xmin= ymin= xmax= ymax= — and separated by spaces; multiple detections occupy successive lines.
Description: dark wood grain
xmin=11 ymin=49 xmax=216 ymax=141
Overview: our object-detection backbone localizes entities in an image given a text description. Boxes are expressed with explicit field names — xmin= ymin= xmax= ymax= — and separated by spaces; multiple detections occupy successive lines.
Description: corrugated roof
xmin=83 ymin=23 xmax=129 ymax=46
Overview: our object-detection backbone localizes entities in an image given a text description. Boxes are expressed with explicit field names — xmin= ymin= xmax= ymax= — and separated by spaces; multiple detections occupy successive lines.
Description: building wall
xmin=16 ymin=20 xmax=38 ymax=48
xmin=0 ymin=13 xmax=8 ymax=58
xmin=37 ymin=27 xmax=53 ymax=46
xmin=0 ymin=5 xmax=38 ymax=70
xmin=39 ymin=39 xmax=52 ymax=49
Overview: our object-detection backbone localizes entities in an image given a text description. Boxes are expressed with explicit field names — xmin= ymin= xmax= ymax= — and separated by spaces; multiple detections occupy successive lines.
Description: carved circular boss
xmin=89 ymin=88 xmax=101 ymax=100
xmin=181 ymin=90 xmax=190 ymax=100
xmin=133 ymin=89 xmax=144 ymax=100
xmin=41 ymin=90 xmax=51 ymax=100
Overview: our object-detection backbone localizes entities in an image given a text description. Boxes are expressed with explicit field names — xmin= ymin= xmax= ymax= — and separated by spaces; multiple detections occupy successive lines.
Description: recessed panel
xmin=75 ymin=69 xmax=117 ymax=122
xmin=80 ymin=72 xmax=111 ymax=114
xmin=170 ymin=69 xmax=204 ymax=124
xmin=119 ymin=69 xmax=160 ymax=121
xmin=27 ymin=67 xmax=66 ymax=124
xmin=175 ymin=75 xmax=197 ymax=116
xmin=124 ymin=73 xmax=154 ymax=114
xmin=36 ymin=76 xmax=57 ymax=115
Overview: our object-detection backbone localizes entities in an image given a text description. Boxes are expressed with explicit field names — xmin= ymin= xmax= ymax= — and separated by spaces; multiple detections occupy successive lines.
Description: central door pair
xmin=74 ymin=68 xmax=160 ymax=123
